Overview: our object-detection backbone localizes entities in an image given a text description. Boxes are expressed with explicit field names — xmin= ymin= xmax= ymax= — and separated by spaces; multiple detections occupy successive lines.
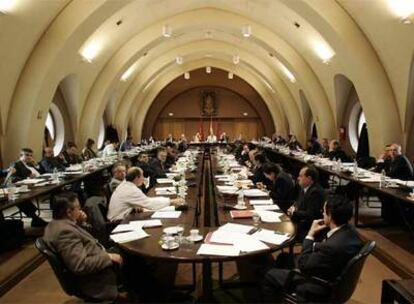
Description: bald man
xmin=388 ymin=144 xmax=413 ymax=181
xmin=40 ymin=147 xmax=67 ymax=173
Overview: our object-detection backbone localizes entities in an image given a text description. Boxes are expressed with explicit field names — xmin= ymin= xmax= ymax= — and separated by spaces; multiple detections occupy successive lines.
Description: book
xmin=230 ymin=210 xmax=255 ymax=219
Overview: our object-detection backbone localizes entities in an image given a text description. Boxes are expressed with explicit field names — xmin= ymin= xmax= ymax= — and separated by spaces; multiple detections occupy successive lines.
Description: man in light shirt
xmin=107 ymin=167 xmax=183 ymax=221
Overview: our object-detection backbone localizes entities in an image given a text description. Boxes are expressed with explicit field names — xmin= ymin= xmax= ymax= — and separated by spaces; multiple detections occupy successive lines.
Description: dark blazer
xmin=307 ymin=142 xmax=323 ymax=155
xmin=388 ymin=155 xmax=414 ymax=181
xmin=43 ymin=219 xmax=117 ymax=301
xmin=328 ymin=149 xmax=350 ymax=162
xmin=149 ymin=158 xmax=167 ymax=179
xmin=250 ymin=164 xmax=267 ymax=185
xmin=292 ymin=183 xmax=326 ymax=241
xmin=82 ymin=148 xmax=97 ymax=160
xmin=374 ymin=157 xmax=392 ymax=173
xmin=12 ymin=160 xmax=42 ymax=182
xmin=40 ymin=157 xmax=67 ymax=173
xmin=269 ymin=171 xmax=295 ymax=211
xmin=296 ymin=224 xmax=363 ymax=300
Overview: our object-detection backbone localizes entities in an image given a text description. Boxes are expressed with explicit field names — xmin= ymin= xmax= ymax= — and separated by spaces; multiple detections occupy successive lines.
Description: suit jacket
xmin=40 ymin=157 xmax=67 ymax=173
xmin=307 ymin=142 xmax=323 ymax=155
xmin=149 ymin=158 xmax=167 ymax=179
xmin=43 ymin=219 xmax=117 ymax=301
xmin=12 ymin=160 xmax=42 ymax=182
xmin=388 ymin=155 xmax=414 ymax=181
xmin=270 ymin=171 xmax=295 ymax=211
xmin=292 ymin=183 xmax=326 ymax=241
xmin=328 ymin=149 xmax=350 ymax=162
xmin=82 ymin=148 xmax=97 ymax=160
xmin=295 ymin=224 xmax=363 ymax=300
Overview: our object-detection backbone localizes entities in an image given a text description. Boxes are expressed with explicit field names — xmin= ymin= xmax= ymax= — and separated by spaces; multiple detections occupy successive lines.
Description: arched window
xmin=97 ymin=118 xmax=105 ymax=149
xmin=349 ymin=103 xmax=367 ymax=152
xmin=44 ymin=103 xmax=65 ymax=156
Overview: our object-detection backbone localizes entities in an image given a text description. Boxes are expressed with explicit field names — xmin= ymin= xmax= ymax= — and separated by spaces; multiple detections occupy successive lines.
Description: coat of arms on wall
xmin=201 ymin=91 xmax=217 ymax=116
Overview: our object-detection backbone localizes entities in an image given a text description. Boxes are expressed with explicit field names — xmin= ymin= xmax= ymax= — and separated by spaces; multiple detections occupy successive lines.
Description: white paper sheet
xmin=256 ymin=211 xmax=282 ymax=223
xmin=151 ymin=211 xmax=182 ymax=219
xmin=249 ymin=199 xmax=274 ymax=205
xmin=197 ymin=244 xmax=240 ymax=256
xmin=253 ymin=205 xmax=280 ymax=211
xmin=110 ymin=228 xmax=149 ymax=243
xmin=250 ymin=229 xmax=290 ymax=245
xmin=156 ymin=178 xmax=174 ymax=184
xmin=129 ymin=219 xmax=162 ymax=228
xmin=242 ymin=189 xmax=268 ymax=197
xmin=218 ymin=223 xmax=254 ymax=234
xmin=209 ymin=231 xmax=269 ymax=253
xmin=111 ymin=224 xmax=135 ymax=233
xmin=158 ymin=206 xmax=176 ymax=212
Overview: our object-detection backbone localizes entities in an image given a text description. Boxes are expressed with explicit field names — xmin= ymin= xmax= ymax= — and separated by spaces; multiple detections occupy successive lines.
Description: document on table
xmin=217 ymin=185 xmax=239 ymax=193
xmin=197 ymin=244 xmax=240 ymax=256
xmin=156 ymin=178 xmax=174 ymax=184
xmin=218 ymin=222 xmax=254 ymax=234
xmin=151 ymin=211 xmax=182 ymax=219
xmin=158 ymin=206 xmax=176 ymax=212
xmin=242 ymin=189 xmax=268 ymax=197
xmin=129 ymin=219 xmax=162 ymax=228
xmin=256 ymin=210 xmax=282 ymax=223
xmin=249 ymin=199 xmax=274 ymax=205
xmin=155 ymin=187 xmax=176 ymax=195
xmin=253 ymin=205 xmax=280 ymax=211
xmin=209 ymin=231 xmax=269 ymax=253
xmin=111 ymin=224 xmax=135 ymax=233
xmin=251 ymin=228 xmax=290 ymax=245
xmin=110 ymin=228 xmax=149 ymax=243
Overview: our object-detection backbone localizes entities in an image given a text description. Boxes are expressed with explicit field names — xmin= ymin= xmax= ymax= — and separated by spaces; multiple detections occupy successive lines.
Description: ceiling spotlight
xmin=80 ymin=40 xmax=102 ymax=63
xmin=0 ymin=0 xmax=16 ymax=14
xmin=162 ymin=25 xmax=172 ymax=37
xmin=232 ymin=55 xmax=240 ymax=64
xmin=400 ymin=17 xmax=413 ymax=24
xmin=228 ymin=72 xmax=234 ymax=79
xmin=243 ymin=112 xmax=248 ymax=116
xmin=176 ymin=56 xmax=183 ymax=64
xmin=168 ymin=113 xmax=174 ymax=117
xmin=206 ymin=66 xmax=212 ymax=74
xmin=241 ymin=24 xmax=252 ymax=37
xmin=184 ymin=72 xmax=190 ymax=80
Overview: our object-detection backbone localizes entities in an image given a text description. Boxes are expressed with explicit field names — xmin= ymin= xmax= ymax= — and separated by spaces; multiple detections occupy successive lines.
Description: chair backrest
xmin=331 ymin=240 xmax=376 ymax=303
xmin=35 ymin=238 xmax=77 ymax=296
xmin=84 ymin=196 xmax=109 ymax=244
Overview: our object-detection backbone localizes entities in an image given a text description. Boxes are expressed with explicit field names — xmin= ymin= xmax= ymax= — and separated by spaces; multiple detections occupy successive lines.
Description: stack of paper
xmin=250 ymin=199 xmax=274 ymax=205
xmin=151 ymin=211 xmax=182 ymax=219
xmin=197 ymin=244 xmax=240 ymax=256
xmin=129 ymin=219 xmax=162 ymax=228
xmin=251 ymin=229 xmax=290 ymax=245
xmin=155 ymin=187 xmax=176 ymax=195
xmin=242 ymin=189 xmax=268 ymax=197
xmin=253 ymin=205 xmax=280 ymax=211
xmin=110 ymin=228 xmax=149 ymax=243
xmin=218 ymin=222 xmax=254 ymax=234
xmin=256 ymin=211 xmax=282 ymax=223
xmin=209 ymin=230 xmax=269 ymax=253
xmin=217 ymin=185 xmax=238 ymax=194
xmin=156 ymin=178 xmax=174 ymax=184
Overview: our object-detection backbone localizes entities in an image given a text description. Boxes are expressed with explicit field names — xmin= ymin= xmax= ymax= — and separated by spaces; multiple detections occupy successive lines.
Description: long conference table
xmin=0 ymin=145 xmax=158 ymax=215
xmin=118 ymin=145 xmax=296 ymax=301
xmin=262 ymin=143 xmax=414 ymax=231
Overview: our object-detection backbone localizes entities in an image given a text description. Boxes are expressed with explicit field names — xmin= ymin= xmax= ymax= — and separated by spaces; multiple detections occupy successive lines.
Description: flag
xmin=209 ymin=116 xmax=213 ymax=135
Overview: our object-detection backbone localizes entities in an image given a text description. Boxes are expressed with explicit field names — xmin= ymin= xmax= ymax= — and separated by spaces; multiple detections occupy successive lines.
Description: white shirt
xmin=107 ymin=181 xmax=170 ymax=221
xmin=102 ymin=144 xmax=116 ymax=156
xmin=206 ymin=135 xmax=217 ymax=143
xmin=22 ymin=161 xmax=40 ymax=177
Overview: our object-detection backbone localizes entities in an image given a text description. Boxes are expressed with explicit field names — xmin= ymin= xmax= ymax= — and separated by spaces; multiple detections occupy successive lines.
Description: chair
xmin=283 ymin=240 xmax=376 ymax=303
xmin=35 ymin=238 xmax=103 ymax=302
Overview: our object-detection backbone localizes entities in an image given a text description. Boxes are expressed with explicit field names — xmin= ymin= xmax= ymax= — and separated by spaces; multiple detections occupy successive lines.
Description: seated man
xmin=306 ymin=137 xmax=323 ymax=155
xmin=287 ymin=166 xmax=326 ymax=241
xmin=40 ymin=147 xmax=67 ymax=173
xmin=109 ymin=163 xmax=126 ymax=193
xmin=43 ymin=192 xmax=124 ymax=302
xmin=102 ymin=141 xmax=119 ymax=157
xmin=262 ymin=163 xmax=295 ymax=212
xmin=120 ymin=136 xmax=133 ymax=152
xmin=327 ymin=140 xmax=350 ymax=162
xmin=250 ymin=153 xmax=269 ymax=185
xmin=82 ymin=138 xmax=97 ymax=160
xmin=165 ymin=142 xmax=178 ymax=169
xmin=62 ymin=143 xmax=83 ymax=165
xmin=388 ymin=143 xmax=413 ymax=180
xmin=149 ymin=148 xmax=168 ymax=179
xmin=136 ymin=152 xmax=155 ymax=190
xmin=107 ymin=167 xmax=183 ymax=221
xmin=374 ymin=144 xmax=392 ymax=173
xmin=262 ymin=195 xmax=363 ymax=303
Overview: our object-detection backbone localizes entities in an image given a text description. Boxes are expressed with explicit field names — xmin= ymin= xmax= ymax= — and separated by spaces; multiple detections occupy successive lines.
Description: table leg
xmin=200 ymin=260 xmax=214 ymax=302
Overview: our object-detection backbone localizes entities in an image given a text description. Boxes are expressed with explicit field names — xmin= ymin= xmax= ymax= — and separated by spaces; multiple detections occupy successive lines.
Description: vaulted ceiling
xmin=0 ymin=0 xmax=413 ymax=164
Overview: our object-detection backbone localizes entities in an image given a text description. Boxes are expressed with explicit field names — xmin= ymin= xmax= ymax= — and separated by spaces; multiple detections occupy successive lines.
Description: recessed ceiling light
xmin=241 ymin=24 xmax=252 ymax=37
xmin=228 ymin=72 xmax=234 ymax=79
xmin=243 ymin=112 xmax=248 ymax=116
xmin=312 ymin=40 xmax=335 ymax=64
xmin=176 ymin=56 xmax=183 ymax=64
xmin=206 ymin=66 xmax=212 ymax=74
xmin=162 ymin=25 xmax=172 ymax=37
xmin=168 ymin=113 xmax=174 ymax=117
xmin=184 ymin=72 xmax=190 ymax=80
xmin=80 ymin=40 xmax=102 ymax=63
xmin=233 ymin=55 xmax=240 ymax=64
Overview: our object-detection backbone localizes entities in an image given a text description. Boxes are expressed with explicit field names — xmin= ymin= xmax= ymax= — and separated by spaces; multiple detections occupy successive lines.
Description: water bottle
xmin=353 ymin=159 xmax=358 ymax=177
xmin=237 ymin=190 xmax=245 ymax=207
xmin=337 ymin=158 xmax=342 ymax=172
xmin=379 ymin=169 xmax=386 ymax=188
xmin=53 ymin=167 xmax=59 ymax=183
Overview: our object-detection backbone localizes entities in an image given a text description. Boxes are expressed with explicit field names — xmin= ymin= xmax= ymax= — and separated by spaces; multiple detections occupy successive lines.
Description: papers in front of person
xmin=166 ymin=173 xmax=179 ymax=178
xmin=242 ymin=189 xmax=268 ymax=197
xmin=151 ymin=211 xmax=182 ymax=219
xmin=395 ymin=180 xmax=414 ymax=187
xmin=155 ymin=187 xmax=176 ymax=195
xmin=253 ymin=205 xmax=281 ymax=211
xmin=250 ymin=228 xmax=290 ymax=245
xmin=110 ymin=227 xmax=149 ymax=243
xmin=111 ymin=224 xmax=136 ymax=233
xmin=256 ymin=210 xmax=282 ymax=223
xmin=156 ymin=178 xmax=174 ymax=184
xmin=218 ymin=222 xmax=254 ymax=234
xmin=249 ymin=199 xmax=274 ymax=205
xmin=208 ymin=230 xmax=269 ymax=253
xmin=16 ymin=178 xmax=43 ymax=185
xmin=129 ymin=219 xmax=162 ymax=228
xmin=158 ymin=206 xmax=176 ymax=211
xmin=217 ymin=185 xmax=239 ymax=194
xmin=197 ymin=244 xmax=240 ymax=256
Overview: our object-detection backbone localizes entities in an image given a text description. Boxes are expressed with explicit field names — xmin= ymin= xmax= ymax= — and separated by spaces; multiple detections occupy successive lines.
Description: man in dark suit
xmin=43 ymin=192 xmax=125 ymax=301
xmin=40 ymin=147 xmax=67 ymax=173
xmin=287 ymin=166 xmax=326 ymax=241
xmin=250 ymin=153 xmax=269 ymax=185
xmin=149 ymin=148 xmax=168 ymax=179
xmin=374 ymin=144 xmax=392 ymax=173
xmin=262 ymin=163 xmax=295 ymax=212
xmin=388 ymin=144 xmax=413 ymax=180
xmin=262 ymin=195 xmax=363 ymax=303
xmin=328 ymin=140 xmax=350 ymax=162
xmin=306 ymin=137 xmax=323 ymax=155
